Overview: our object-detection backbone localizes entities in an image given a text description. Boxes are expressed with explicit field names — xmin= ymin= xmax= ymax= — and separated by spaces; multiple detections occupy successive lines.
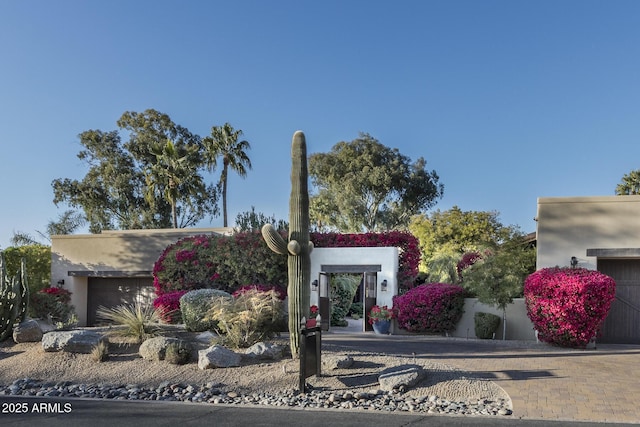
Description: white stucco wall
xmin=536 ymin=195 xmax=640 ymax=269
xmin=309 ymin=247 xmax=399 ymax=309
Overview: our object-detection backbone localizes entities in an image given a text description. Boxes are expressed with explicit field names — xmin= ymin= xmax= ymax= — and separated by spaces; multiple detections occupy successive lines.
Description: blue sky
xmin=1 ymin=1 xmax=640 ymax=248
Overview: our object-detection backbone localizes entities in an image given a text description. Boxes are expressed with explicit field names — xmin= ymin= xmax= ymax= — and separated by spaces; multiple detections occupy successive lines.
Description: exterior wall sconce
xmin=57 ymin=279 xmax=65 ymax=286
xmin=311 ymin=279 xmax=318 ymax=291
xmin=570 ymin=256 xmax=578 ymax=269
xmin=380 ymin=279 xmax=388 ymax=292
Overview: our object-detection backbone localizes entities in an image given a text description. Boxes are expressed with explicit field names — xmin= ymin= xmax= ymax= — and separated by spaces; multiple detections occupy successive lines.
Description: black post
xmin=299 ymin=319 xmax=322 ymax=392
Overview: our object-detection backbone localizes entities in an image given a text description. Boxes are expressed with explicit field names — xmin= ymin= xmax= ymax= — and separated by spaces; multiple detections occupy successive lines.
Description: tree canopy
xmin=409 ymin=206 xmax=522 ymax=279
xmin=308 ymin=133 xmax=443 ymax=232
xmin=52 ymin=109 xmax=220 ymax=232
xmin=615 ymin=169 xmax=640 ymax=195
xmin=410 ymin=206 xmax=516 ymax=259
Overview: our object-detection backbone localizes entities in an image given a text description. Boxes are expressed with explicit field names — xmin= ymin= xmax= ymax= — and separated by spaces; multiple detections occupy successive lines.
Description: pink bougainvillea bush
xmin=153 ymin=290 xmax=188 ymax=323
xmin=524 ymin=267 xmax=616 ymax=348
xmin=392 ymin=283 xmax=466 ymax=333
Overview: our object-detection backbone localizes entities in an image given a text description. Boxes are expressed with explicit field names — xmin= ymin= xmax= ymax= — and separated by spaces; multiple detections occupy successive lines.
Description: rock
xmin=195 ymin=331 xmax=217 ymax=343
xmin=378 ymin=364 xmax=426 ymax=392
xmin=13 ymin=319 xmax=43 ymax=343
xmin=244 ymin=342 xmax=285 ymax=360
xmin=42 ymin=330 xmax=108 ymax=353
xmin=322 ymin=354 xmax=354 ymax=370
xmin=198 ymin=345 xmax=241 ymax=369
xmin=139 ymin=337 xmax=192 ymax=361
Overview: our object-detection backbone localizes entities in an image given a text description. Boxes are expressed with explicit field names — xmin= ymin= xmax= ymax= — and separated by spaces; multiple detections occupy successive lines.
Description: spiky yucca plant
xmin=96 ymin=302 xmax=162 ymax=343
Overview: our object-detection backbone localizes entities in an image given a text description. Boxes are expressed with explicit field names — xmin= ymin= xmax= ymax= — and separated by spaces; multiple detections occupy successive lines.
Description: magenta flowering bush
xmin=524 ymin=267 xmax=616 ymax=348
xmin=393 ymin=283 xmax=466 ymax=333
xmin=153 ymin=232 xmax=287 ymax=297
xmin=153 ymin=290 xmax=187 ymax=323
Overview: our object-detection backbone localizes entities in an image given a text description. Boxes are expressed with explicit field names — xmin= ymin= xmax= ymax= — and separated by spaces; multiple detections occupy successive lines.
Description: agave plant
xmin=96 ymin=301 xmax=162 ymax=343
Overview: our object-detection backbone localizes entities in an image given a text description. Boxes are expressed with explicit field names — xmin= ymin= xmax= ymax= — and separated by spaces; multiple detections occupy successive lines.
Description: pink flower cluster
xmin=392 ymin=283 xmax=466 ymax=333
xmin=40 ymin=286 xmax=72 ymax=304
xmin=524 ymin=267 xmax=616 ymax=348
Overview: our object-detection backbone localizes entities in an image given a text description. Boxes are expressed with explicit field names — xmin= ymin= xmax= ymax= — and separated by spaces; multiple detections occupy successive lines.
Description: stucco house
xmin=51 ymin=228 xmax=233 ymax=326
xmin=50 ymin=228 xmax=401 ymax=328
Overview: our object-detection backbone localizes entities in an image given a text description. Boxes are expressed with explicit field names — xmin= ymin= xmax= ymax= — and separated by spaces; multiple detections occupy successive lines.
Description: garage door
xmin=87 ymin=277 xmax=155 ymax=326
xmin=597 ymin=259 xmax=640 ymax=344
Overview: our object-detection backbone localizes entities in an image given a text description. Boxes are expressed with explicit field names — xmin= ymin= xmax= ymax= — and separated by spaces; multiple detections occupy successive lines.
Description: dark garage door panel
xmin=87 ymin=277 xmax=154 ymax=326
xmin=597 ymin=259 xmax=640 ymax=344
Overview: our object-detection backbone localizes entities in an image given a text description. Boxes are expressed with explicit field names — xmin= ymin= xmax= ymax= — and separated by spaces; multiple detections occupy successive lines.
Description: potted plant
xmin=368 ymin=305 xmax=393 ymax=334
xmin=306 ymin=305 xmax=319 ymax=327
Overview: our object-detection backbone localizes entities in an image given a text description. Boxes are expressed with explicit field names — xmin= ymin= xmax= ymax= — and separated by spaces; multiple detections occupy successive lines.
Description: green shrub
xmin=180 ymin=289 xmax=232 ymax=332
xmin=206 ymin=288 xmax=285 ymax=348
xmin=474 ymin=312 xmax=501 ymax=339
xmin=330 ymin=274 xmax=360 ymax=326
xmin=30 ymin=287 xmax=75 ymax=324
xmin=330 ymin=305 xmax=349 ymax=327
xmin=96 ymin=302 xmax=162 ymax=343
xmin=349 ymin=302 xmax=364 ymax=317
xmin=165 ymin=342 xmax=191 ymax=365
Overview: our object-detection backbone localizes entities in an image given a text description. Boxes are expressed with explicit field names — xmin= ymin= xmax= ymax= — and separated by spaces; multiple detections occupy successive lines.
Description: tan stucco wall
xmin=536 ymin=195 xmax=640 ymax=270
xmin=51 ymin=227 xmax=233 ymax=325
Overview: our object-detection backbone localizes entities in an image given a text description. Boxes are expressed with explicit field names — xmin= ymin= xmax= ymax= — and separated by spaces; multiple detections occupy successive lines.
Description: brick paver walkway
xmin=324 ymin=331 xmax=640 ymax=424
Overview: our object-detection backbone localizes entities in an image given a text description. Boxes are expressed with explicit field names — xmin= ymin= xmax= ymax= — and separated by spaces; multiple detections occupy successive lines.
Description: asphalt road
xmin=1 ymin=396 xmax=636 ymax=427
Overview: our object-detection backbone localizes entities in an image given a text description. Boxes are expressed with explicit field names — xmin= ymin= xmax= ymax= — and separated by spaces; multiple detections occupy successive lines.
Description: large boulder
xmin=139 ymin=337 xmax=192 ymax=361
xmin=42 ymin=330 xmax=108 ymax=353
xmin=198 ymin=345 xmax=241 ymax=369
xmin=13 ymin=319 xmax=43 ymax=343
xmin=378 ymin=364 xmax=426 ymax=392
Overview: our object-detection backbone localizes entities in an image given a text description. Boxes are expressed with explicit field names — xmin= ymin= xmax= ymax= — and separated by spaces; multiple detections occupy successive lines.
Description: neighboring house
xmin=51 ymin=228 xmax=232 ymax=326
xmin=536 ymin=195 xmax=640 ymax=344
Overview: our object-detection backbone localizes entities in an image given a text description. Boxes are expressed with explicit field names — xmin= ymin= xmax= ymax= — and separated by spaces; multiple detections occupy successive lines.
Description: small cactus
xmin=0 ymin=252 xmax=29 ymax=341
xmin=262 ymin=131 xmax=313 ymax=358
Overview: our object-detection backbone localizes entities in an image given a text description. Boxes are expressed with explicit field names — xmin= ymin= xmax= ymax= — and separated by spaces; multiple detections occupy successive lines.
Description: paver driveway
xmin=323 ymin=331 xmax=640 ymax=424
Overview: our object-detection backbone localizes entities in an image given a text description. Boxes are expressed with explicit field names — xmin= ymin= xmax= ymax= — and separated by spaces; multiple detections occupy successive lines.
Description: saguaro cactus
xmin=0 ymin=252 xmax=29 ymax=341
xmin=262 ymin=131 xmax=313 ymax=358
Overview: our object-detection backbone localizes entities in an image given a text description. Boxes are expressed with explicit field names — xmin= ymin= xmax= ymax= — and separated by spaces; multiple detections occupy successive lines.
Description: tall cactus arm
xmin=18 ymin=258 xmax=29 ymax=323
xmin=261 ymin=224 xmax=288 ymax=255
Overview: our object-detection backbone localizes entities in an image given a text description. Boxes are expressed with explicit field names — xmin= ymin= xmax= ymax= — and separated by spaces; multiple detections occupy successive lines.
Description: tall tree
xmin=409 ymin=206 xmax=515 ymax=263
xmin=308 ymin=133 xmax=443 ymax=232
xmin=459 ymin=236 xmax=536 ymax=339
xmin=52 ymin=129 xmax=150 ymax=232
xmin=409 ymin=206 xmax=519 ymax=279
xmin=202 ymin=123 xmax=252 ymax=227
xmin=145 ymin=140 xmax=207 ymax=228
xmin=616 ymin=169 xmax=640 ymax=195
xmin=52 ymin=110 xmax=219 ymax=233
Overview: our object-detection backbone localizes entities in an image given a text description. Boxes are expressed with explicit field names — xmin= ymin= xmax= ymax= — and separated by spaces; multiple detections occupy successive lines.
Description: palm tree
xmin=145 ymin=140 xmax=200 ymax=228
xmin=202 ymin=123 xmax=252 ymax=227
